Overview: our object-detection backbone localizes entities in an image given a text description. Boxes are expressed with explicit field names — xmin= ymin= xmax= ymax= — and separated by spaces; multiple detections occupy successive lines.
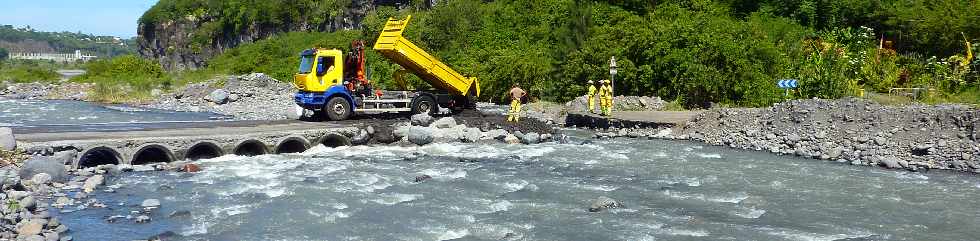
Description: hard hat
xmin=588 ymin=80 xmax=594 ymax=84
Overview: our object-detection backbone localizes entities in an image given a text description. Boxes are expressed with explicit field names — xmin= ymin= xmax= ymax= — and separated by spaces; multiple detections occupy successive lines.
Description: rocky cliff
xmin=137 ymin=0 xmax=423 ymax=71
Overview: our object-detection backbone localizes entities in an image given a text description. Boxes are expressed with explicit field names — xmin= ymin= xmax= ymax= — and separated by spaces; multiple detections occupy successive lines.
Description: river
xmin=0 ymin=99 xmax=227 ymax=132
xmin=57 ymin=134 xmax=980 ymax=241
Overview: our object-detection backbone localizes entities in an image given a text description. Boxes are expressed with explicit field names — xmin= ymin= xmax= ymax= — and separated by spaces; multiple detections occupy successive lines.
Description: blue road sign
xmin=778 ymin=79 xmax=798 ymax=89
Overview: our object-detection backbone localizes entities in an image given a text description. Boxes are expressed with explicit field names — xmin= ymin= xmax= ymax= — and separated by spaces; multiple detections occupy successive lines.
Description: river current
xmin=56 ymin=133 xmax=980 ymax=241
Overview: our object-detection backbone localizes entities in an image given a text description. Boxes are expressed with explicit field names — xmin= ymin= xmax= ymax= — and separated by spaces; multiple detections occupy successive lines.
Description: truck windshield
xmin=298 ymin=55 xmax=314 ymax=74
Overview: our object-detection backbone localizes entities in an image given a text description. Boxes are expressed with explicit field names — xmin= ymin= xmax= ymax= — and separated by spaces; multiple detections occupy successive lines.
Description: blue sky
xmin=0 ymin=0 xmax=158 ymax=38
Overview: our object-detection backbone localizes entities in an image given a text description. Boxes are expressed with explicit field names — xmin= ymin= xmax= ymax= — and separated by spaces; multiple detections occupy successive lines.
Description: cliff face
xmin=137 ymin=0 xmax=391 ymax=71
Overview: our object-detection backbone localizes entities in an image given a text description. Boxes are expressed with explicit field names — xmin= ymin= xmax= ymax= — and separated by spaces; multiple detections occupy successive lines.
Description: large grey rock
xmin=879 ymin=157 xmax=906 ymax=169
xmin=521 ymin=132 xmax=541 ymax=144
xmin=141 ymin=199 xmax=161 ymax=209
xmin=430 ymin=117 xmax=457 ymax=129
xmin=351 ymin=129 xmax=370 ymax=145
xmin=461 ymin=128 xmax=482 ymax=143
xmin=484 ymin=129 xmax=508 ymax=140
xmin=503 ymin=134 xmax=520 ymax=144
xmin=408 ymin=126 xmax=434 ymax=145
xmin=0 ymin=127 xmax=13 ymax=151
xmin=30 ymin=173 xmax=51 ymax=185
xmin=51 ymin=150 xmax=77 ymax=165
xmin=410 ymin=114 xmax=434 ymax=126
xmin=18 ymin=157 xmax=67 ymax=182
xmin=82 ymin=175 xmax=104 ymax=193
xmin=17 ymin=220 xmax=43 ymax=236
xmin=588 ymin=196 xmax=624 ymax=212
xmin=207 ymin=89 xmax=230 ymax=104
xmin=0 ymin=167 xmax=19 ymax=188
xmin=20 ymin=195 xmax=36 ymax=211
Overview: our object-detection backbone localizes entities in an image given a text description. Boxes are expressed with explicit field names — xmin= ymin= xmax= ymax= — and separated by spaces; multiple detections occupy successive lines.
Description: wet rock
xmin=30 ymin=173 xmax=52 ymax=185
xmin=50 ymin=151 xmax=77 ymax=166
xmin=17 ymin=220 xmax=43 ymax=236
xmin=18 ymin=157 xmax=67 ymax=183
xmin=53 ymin=225 xmax=68 ymax=234
xmin=408 ymin=126 xmax=434 ymax=145
xmin=168 ymin=210 xmax=192 ymax=218
xmin=521 ymin=132 xmax=541 ymax=144
xmin=410 ymin=114 xmax=434 ymax=126
xmin=20 ymin=196 xmax=36 ymax=211
xmin=181 ymin=163 xmax=202 ymax=173
xmin=503 ymin=134 xmax=521 ymax=144
xmin=879 ymin=157 xmax=906 ymax=169
xmin=460 ymin=128 xmax=482 ymax=143
xmin=104 ymin=215 xmax=125 ymax=223
xmin=135 ymin=215 xmax=151 ymax=223
xmin=0 ymin=127 xmax=14 ymax=151
xmin=366 ymin=126 xmax=376 ymax=135
xmin=351 ymin=129 xmax=370 ymax=145
xmin=430 ymin=117 xmax=457 ymax=129
xmin=148 ymin=231 xmax=179 ymax=241
xmin=207 ymin=89 xmax=229 ymax=104
xmin=141 ymin=199 xmax=161 ymax=210
xmin=484 ymin=129 xmax=508 ymax=140
xmin=82 ymin=175 xmax=104 ymax=193
xmin=414 ymin=175 xmax=433 ymax=183
xmin=24 ymin=235 xmax=44 ymax=241
xmin=59 ymin=235 xmax=72 ymax=241
xmin=52 ymin=197 xmax=72 ymax=207
xmin=540 ymin=133 xmax=553 ymax=141
xmin=588 ymin=196 xmax=624 ymax=212
xmin=42 ymin=232 xmax=58 ymax=241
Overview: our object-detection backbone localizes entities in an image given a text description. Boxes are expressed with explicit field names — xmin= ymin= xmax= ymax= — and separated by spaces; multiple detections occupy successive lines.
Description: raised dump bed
xmin=373 ymin=16 xmax=480 ymax=97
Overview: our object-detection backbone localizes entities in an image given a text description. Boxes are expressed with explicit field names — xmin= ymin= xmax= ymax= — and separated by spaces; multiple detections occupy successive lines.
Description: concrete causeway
xmin=14 ymin=121 xmax=359 ymax=168
xmin=564 ymin=111 xmax=701 ymax=129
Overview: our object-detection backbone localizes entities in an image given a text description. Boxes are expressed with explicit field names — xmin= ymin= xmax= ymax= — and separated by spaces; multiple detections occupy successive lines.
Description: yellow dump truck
xmin=292 ymin=16 xmax=480 ymax=121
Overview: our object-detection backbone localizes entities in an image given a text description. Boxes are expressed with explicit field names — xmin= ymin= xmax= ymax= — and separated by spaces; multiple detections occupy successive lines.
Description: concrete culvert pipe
xmin=131 ymin=144 xmax=176 ymax=165
xmin=186 ymin=142 xmax=223 ymax=160
xmin=234 ymin=140 xmax=268 ymax=157
xmin=318 ymin=133 xmax=351 ymax=148
xmin=276 ymin=137 xmax=309 ymax=154
xmin=78 ymin=147 xmax=122 ymax=168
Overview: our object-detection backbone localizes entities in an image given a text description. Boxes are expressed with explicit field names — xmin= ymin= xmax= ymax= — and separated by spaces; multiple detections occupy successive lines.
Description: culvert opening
xmin=276 ymin=138 xmax=308 ymax=154
xmin=186 ymin=142 xmax=223 ymax=160
xmin=78 ymin=147 xmax=121 ymax=168
xmin=234 ymin=140 xmax=267 ymax=157
xmin=132 ymin=145 xmax=175 ymax=165
xmin=319 ymin=134 xmax=351 ymax=148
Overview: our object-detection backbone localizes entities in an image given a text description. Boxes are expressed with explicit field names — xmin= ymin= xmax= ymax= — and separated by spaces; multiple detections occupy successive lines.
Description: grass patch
xmin=71 ymin=55 xmax=172 ymax=103
xmin=0 ymin=60 xmax=62 ymax=83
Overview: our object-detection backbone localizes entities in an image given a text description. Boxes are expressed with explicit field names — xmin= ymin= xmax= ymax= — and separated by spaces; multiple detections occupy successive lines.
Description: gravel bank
xmin=144 ymin=73 xmax=293 ymax=120
xmin=590 ymin=98 xmax=980 ymax=173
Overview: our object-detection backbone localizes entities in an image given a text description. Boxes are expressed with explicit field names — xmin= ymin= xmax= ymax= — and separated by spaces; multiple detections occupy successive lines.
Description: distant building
xmin=10 ymin=50 xmax=97 ymax=62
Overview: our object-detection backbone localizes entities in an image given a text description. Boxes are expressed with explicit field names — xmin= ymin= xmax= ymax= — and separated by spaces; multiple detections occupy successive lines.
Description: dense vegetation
xmin=0 ymin=60 xmax=60 ymax=83
xmin=0 ymin=25 xmax=135 ymax=57
xmin=139 ymin=0 xmax=980 ymax=106
xmin=72 ymin=55 xmax=172 ymax=102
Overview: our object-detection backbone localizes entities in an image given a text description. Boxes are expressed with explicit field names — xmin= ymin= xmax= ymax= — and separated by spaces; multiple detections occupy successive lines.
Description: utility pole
xmin=609 ymin=56 xmax=617 ymax=112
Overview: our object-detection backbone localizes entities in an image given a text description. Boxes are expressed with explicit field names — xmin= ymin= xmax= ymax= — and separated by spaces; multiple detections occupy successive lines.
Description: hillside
xmin=0 ymin=25 xmax=135 ymax=57
xmin=138 ymin=0 xmax=978 ymax=106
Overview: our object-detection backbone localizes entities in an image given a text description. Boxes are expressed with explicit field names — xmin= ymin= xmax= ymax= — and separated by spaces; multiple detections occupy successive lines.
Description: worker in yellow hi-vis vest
xmin=508 ymin=83 xmax=526 ymax=122
xmin=599 ymin=80 xmax=613 ymax=116
xmin=586 ymin=80 xmax=597 ymax=114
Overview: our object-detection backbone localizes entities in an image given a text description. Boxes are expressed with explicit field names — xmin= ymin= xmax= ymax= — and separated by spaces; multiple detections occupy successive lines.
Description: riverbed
xmin=0 ymin=99 xmax=227 ymax=132
xmin=56 ymin=134 xmax=980 ymax=241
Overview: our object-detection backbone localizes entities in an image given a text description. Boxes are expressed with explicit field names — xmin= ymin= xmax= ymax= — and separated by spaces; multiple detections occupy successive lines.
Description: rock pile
xmin=389 ymin=114 xmax=553 ymax=146
xmin=145 ymin=73 xmax=294 ymax=120
xmin=565 ymin=95 xmax=665 ymax=113
xmin=0 ymin=82 xmax=93 ymax=101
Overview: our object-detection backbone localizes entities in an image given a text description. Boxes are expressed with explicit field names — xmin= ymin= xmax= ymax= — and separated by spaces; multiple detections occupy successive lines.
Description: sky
xmin=0 ymin=0 xmax=159 ymax=38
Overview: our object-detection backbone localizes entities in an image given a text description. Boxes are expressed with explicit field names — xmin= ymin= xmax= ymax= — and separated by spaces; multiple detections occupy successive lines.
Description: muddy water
xmin=56 ymin=133 xmax=980 ymax=241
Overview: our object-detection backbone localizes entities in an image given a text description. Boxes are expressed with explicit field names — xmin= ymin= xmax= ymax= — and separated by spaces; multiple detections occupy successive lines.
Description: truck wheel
xmin=325 ymin=96 xmax=352 ymax=121
xmin=411 ymin=95 xmax=438 ymax=115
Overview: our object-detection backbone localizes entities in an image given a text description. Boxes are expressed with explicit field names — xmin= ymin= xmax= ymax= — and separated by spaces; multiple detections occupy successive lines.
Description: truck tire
xmin=411 ymin=95 xmax=438 ymax=115
xmin=325 ymin=96 xmax=352 ymax=121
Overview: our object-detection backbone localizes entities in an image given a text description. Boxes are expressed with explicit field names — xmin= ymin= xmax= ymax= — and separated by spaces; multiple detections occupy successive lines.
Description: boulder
xmin=351 ymin=129 xmax=371 ymax=145
xmin=408 ymin=126 xmax=434 ymax=145
xmin=17 ymin=221 xmax=43 ymax=236
xmin=18 ymin=156 xmax=67 ymax=183
xmin=460 ymin=128 xmax=482 ymax=143
xmin=588 ymin=196 xmax=624 ymax=212
xmin=410 ymin=114 xmax=434 ymax=126
xmin=228 ymin=94 xmax=241 ymax=102
xmin=0 ymin=127 xmax=14 ymax=151
xmin=503 ymin=134 xmax=521 ymax=144
xmin=207 ymin=89 xmax=230 ymax=104
xmin=540 ymin=133 xmax=553 ymax=142
xmin=484 ymin=129 xmax=508 ymax=140
xmin=51 ymin=150 xmax=77 ymax=165
xmin=20 ymin=195 xmax=36 ymax=211
xmin=879 ymin=157 xmax=905 ymax=169
xmin=430 ymin=117 xmax=457 ymax=129
xmin=82 ymin=175 xmax=104 ymax=193
xmin=141 ymin=199 xmax=161 ymax=209
xmin=0 ymin=167 xmax=19 ymax=188
xmin=414 ymin=175 xmax=433 ymax=183
xmin=521 ymin=132 xmax=541 ymax=144
xmin=30 ymin=173 xmax=52 ymax=185
xmin=135 ymin=215 xmax=151 ymax=223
